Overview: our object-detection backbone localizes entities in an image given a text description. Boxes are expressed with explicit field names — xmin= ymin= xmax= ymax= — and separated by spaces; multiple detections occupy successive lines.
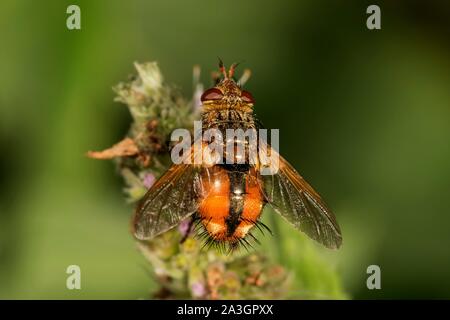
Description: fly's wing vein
xmin=259 ymin=149 xmax=342 ymax=249
xmin=132 ymin=164 xmax=204 ymax=240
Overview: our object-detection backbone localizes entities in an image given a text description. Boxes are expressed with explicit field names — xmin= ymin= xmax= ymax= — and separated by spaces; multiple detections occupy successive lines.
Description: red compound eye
xmin=241 ymin=90 xmax=255 ymax=104
xmin=201 ymin=88 xmax=223 ymax=102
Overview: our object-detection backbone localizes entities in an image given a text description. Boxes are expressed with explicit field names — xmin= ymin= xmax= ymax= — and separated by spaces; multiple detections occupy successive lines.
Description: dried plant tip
xmin=137 ymin=153 xmax=151 ymax=167
xmin=87 ymin=137 xmax=139 ymax=159
xmin=192 ymin=65 xmax=201 ymax=88
xmin=238 ymin=69 xmax=252 ymax=86
xmin=146 ymin=119 xmax=159 ymax=130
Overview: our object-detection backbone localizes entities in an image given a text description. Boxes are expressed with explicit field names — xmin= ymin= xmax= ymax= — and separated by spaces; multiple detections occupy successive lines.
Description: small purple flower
xmin=191 ymin=282 xmax=206 ymax=298
xmin=178 ymin=218 xmax=191 ymax=236
xmin=143 ymin=173 xmax=156 ymax=189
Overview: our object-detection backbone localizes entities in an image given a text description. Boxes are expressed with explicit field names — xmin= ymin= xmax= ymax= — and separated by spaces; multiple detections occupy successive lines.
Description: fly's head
xmin=200 ymin=61 xmax=254 ymax=109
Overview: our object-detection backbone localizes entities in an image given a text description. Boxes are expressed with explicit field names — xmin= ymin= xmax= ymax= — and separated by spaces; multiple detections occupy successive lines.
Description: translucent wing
xmin=132 ymin=164 xmax=204 ymax=240
xmin=260 ymin=151 xmax=342 ymax=249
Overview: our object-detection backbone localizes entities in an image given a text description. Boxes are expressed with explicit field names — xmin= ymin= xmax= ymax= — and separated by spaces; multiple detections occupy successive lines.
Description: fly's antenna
xmin=228 ymin=62 xmax=239 ymax=78
xmin=218 ymin=57 xmax=227 ymax=78
xmin=217 ymin=59 xmax=245 ymax=81
xmin=211 ymin=71 xmax=221 ymax=85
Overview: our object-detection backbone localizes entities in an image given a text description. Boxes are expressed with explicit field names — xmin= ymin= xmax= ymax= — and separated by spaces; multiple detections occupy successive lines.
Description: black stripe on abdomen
xmin=222 ymin=164 xmax=249 ymax=236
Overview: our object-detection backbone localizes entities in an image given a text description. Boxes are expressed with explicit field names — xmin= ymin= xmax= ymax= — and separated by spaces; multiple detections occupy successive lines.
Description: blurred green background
xmin=1 ymin=0 xmax=450 ymax=299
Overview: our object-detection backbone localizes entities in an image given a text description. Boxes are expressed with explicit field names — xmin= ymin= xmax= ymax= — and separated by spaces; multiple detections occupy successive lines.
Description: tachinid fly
xmin=132 ymin=61 xmax=342 ymax=251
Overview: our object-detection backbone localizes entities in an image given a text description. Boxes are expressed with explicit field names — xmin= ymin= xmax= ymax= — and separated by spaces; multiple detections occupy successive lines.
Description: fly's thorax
xmin=199 ymin=104 xmax=259 ymax=166
xmin=201 ymin=105 xmax=256 ymax=130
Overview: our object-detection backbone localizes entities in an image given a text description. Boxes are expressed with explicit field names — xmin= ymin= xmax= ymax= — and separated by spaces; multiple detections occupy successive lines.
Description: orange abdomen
xmin=198 ymin=167 xmax=230 ymax=237
xmin=198 ymin=166 xmax=264 ymax=243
